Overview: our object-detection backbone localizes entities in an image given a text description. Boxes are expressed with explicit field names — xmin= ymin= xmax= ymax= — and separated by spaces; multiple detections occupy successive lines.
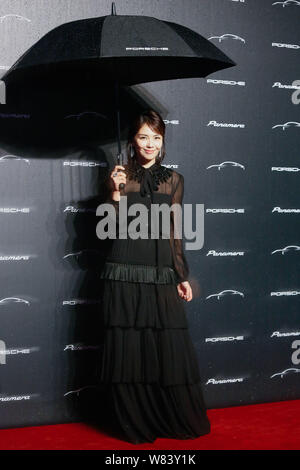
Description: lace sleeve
xmin=170 ymin=173 xmax=190 ymax=284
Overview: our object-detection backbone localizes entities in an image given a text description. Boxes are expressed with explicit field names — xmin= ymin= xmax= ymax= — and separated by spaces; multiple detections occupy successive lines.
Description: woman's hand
xmin=177 ymin=281 xmax=193 ymax=302
xmin=108 ymin=165 xmax=127 ymax=193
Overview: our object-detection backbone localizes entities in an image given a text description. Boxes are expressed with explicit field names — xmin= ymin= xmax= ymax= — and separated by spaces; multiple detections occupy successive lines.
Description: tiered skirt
xmin=97 ymin=273 xmax=211 ymax=444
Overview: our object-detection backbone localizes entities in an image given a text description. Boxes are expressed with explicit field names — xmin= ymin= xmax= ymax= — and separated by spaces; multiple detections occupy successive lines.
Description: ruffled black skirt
xmin=96 ymin=278 xmax=211 ymax=444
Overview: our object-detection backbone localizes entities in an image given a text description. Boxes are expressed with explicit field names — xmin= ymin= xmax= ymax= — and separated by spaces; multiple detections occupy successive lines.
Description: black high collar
xmin=126 ymin=158 xmax=172 ymax=193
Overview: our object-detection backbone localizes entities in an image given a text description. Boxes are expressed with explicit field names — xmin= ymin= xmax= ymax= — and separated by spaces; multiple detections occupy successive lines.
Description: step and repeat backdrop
xmin=0 ymin=0 xmax=299 ymax=428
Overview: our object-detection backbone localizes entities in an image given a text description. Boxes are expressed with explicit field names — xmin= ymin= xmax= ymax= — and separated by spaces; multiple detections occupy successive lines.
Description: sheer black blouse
xmin=100 ymin=159 xmax=190 ymax=285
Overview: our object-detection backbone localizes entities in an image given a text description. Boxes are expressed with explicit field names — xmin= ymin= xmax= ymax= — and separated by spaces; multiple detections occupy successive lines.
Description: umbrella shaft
xmin=114 ymin=80 xmax=122 ymax=157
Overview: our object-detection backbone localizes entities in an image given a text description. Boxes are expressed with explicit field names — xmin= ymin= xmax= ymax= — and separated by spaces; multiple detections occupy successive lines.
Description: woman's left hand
xmin=177 ymin=281 xmax=193 ymax=302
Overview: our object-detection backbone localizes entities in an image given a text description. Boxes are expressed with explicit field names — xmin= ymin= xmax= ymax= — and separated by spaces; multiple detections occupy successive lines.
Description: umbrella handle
xmin=117 ymin=152 xmax=126 ymax=191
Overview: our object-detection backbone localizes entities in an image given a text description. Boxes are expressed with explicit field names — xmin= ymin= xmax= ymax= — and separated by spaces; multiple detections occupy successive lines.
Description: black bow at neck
xmin=126 ymin=159 xmax=172 ymax=197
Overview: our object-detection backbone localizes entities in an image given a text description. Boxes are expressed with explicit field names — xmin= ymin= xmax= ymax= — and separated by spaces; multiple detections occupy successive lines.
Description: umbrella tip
xmin=111 ymin=2 xmax=117 ymax=15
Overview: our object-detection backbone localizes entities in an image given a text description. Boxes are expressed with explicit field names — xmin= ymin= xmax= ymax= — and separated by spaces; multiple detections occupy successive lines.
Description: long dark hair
xmin=126 ymin=109 xmax=166 ymax=166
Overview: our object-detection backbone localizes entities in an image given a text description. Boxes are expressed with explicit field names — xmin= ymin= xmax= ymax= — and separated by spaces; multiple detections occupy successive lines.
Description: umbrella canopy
xmin=1 ymin=2 xmax=236 ymax=171
xmin=2 ymin=4 xmax=236 ymax=87
xmin=0 ymin=3 xmax=237 ymax=271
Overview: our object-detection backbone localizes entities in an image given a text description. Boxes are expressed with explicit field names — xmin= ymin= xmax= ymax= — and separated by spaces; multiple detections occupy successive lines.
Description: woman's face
xmin=133 ymin=123 xmax=163 ymax=164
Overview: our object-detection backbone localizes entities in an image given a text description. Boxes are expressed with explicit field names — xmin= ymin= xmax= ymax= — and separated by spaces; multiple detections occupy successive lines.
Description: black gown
xmin=97 ymin=158 xmax=210 ymax=444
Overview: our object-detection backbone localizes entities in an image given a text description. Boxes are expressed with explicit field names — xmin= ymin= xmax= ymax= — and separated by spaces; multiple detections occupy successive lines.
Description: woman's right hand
xmin=108 ymin=165 xmax=127 ymax=192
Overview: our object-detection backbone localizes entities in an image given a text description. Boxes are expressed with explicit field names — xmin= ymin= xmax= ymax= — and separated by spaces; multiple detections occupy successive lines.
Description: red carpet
xmin=0 ymin=399 xmax=299 ymax=450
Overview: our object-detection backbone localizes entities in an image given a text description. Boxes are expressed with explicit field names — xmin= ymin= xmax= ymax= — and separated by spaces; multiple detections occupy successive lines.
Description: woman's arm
xmin=102 ymin=166 xmax=125 ymax=219
xmin=104 ymin=187 xmax=120 ymax=216
xmin=170 ymin=173 xmax=190 ymax=284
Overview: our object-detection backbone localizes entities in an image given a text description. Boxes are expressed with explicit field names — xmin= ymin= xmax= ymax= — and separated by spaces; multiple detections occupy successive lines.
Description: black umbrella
xmin=2 ymin=2 xmax=236 ymax=181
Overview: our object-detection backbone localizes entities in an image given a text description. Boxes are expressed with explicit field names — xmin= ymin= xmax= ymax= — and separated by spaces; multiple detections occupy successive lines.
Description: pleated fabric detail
xmin=98 ymin=326 xmax=202 ymax=386
xmin=99 ymin=261 xmax=178 ymax=285
xmin=100 ymin=279 xmax=187 ymax=329
xmin=97 ymin=278 xmax=210 ymax=443
xmin=110 ymin=383 xmax=210 ymax=443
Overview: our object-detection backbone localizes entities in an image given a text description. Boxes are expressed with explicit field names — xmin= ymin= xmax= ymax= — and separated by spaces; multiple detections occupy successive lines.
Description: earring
xmin=130 ymin=144 xmax=135 ymax=158
xmin=156 ymin=147 xmax=162 ymax=164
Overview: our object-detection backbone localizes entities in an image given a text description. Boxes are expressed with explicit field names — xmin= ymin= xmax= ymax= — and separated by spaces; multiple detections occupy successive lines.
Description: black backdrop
xmin=0 ymin=0 xmax=299 ymax=428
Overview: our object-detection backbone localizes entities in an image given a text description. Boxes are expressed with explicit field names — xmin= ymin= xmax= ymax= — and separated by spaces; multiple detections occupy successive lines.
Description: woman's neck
xmin=135 ymin=158 xmax=157 ymax=169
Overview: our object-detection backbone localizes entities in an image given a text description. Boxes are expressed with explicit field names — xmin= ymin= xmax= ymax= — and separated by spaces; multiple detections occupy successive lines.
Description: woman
xmin=97 ymin=109 xmax=210 ymax=444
